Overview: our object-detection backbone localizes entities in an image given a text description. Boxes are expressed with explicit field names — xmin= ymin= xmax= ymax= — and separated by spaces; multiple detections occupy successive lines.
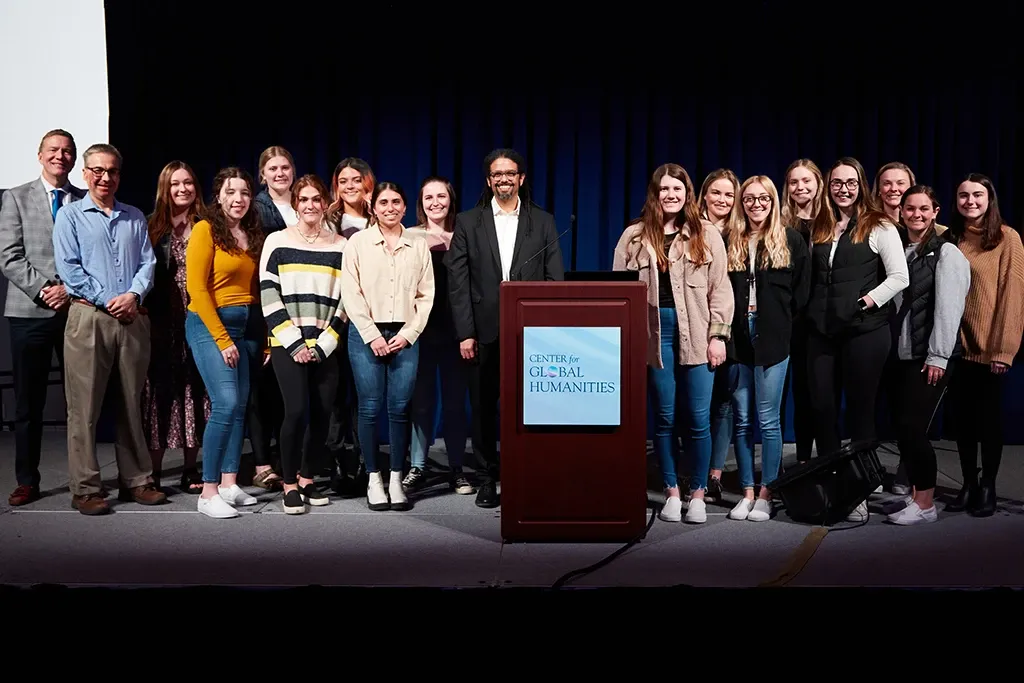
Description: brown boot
xmin=118 ymin=483 xmax=168 ymax=505
xmin=72 ymin=493 xmax=111 ymax=515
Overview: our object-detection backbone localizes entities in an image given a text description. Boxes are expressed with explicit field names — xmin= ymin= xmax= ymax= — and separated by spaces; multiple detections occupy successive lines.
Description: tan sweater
xmin=958 ymin=225 xmax=1024 ymax=366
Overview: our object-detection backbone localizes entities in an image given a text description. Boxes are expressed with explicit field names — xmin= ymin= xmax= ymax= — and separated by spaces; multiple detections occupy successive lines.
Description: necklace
xmin=296 ymin=225 xmax=321 ymax=244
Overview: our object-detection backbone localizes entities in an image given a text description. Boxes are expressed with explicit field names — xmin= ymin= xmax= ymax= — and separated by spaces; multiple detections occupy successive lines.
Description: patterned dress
xmin=141 ymin=230 xmax=210 ymax=449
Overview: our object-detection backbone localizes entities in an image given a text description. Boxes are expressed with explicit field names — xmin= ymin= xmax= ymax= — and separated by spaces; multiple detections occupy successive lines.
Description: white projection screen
xmin=0 ymin=0 xmax=109 ymax=190
xmin=0 ymin=0 xmax=108 ymax=423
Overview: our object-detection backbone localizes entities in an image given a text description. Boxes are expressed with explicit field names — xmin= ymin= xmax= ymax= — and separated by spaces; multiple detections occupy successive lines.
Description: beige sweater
xmin=612 ymin=219 xmax=734 ymax=368
xmin=958 ymin=225 xmax=1024 ymax=366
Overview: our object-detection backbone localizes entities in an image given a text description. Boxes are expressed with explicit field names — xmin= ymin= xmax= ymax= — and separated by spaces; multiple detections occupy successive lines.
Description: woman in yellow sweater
xmin=945 ymin=173 xmax=1024 ymax=517
xmin=185 ymin=167 xmax=266 ymax=519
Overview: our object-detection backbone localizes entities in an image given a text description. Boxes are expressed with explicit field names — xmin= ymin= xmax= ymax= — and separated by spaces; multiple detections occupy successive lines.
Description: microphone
xmin=510 ymin=215 xmax=573 ymax=281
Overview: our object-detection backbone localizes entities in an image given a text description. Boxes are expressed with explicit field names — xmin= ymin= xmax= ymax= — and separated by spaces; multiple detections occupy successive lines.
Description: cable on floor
xmin=550 ymin=504 xmax=659 ymax=589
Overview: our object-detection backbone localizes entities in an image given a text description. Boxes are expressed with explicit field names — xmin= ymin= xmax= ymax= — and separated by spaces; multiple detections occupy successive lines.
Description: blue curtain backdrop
xmin=101 ymin=1 xmax=1022 ymax=444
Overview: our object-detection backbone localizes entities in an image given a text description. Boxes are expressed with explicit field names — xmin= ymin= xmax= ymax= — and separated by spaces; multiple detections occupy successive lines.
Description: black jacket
xmin=727 ymin=227 xmax=811 ymax=366
xmin=445 ymin=199 xmax=565 ymax=344
xmin=254 ymin=190 xmax=287 ymax=236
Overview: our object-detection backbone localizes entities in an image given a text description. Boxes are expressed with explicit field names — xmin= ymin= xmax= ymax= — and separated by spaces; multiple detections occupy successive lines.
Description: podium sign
xmin=499 ymin=281 xmax=648 ymax=542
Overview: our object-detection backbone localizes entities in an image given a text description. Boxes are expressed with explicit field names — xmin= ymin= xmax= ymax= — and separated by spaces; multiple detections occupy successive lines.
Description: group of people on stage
xmin=2 ymin=128 xmax=1021 ymax=526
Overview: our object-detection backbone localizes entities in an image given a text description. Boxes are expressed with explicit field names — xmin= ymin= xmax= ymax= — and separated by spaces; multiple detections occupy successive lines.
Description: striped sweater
xmin=259 ymin=230 xmax=347 ymax=361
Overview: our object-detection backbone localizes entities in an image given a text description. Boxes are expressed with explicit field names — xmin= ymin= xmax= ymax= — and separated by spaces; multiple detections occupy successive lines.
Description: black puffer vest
xmin=893 ymin=227 xmax=963 ymax=360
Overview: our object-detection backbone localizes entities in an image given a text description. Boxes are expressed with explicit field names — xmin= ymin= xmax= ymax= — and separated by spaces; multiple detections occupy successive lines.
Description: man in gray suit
xmin=0 ymin=129 xmax=86 ymax=506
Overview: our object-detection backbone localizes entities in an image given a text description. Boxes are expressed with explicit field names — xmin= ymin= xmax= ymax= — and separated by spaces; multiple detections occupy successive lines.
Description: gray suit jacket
xmin=0 ymin=178 xmax=87 ymax=318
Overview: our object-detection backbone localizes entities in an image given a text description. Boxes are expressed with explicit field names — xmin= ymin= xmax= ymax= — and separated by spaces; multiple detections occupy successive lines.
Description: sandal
xmin=179 ymin=468 xmax=203 ymax=494
xmin=253 ymin=468 xmax=283 ymax=491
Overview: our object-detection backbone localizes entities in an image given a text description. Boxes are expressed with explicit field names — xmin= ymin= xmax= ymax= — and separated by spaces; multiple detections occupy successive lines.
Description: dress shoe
xmin=72 ymin=493 xmax=111 ymax=515
xmin=118 ymin=483 xmax=168 ymax=505
xmin=8 ymin=485 xmax=40 ymax=506
xmin=969 ymin=480 xmax=997 ymax=517
xmin=475 ymin=481 xmax=499 ymax=508
xmin=945 ymin=468 xmax=979 ymax=512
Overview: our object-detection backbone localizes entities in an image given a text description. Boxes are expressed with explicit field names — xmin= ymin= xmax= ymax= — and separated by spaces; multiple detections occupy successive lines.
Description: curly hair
xmin=202 ymin=167 xmax=264 ymax=262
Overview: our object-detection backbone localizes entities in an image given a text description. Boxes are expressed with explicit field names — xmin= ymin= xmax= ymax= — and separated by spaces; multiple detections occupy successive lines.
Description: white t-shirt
xmin=274 ymin=200 xmax=299 ymax=227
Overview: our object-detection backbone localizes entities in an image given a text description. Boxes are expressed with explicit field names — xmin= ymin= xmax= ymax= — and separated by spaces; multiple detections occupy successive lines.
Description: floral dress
xmin=141 ymin=230 xmax=210 ymax=449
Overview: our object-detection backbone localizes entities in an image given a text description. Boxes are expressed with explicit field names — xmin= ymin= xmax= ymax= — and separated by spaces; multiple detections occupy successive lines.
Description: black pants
xmin=326 ymin=321 xmax=362 ymax=466
xmin=784 ymin=323 xmax=841 ymax=461
xmin=467 ymin=340 xmax=500 ymax=485
xmin=951 ymin=359 xmax=1005 ymax=484
xmin=271 ymin=348 xmax=339 ymax=485
xmin=247 ymin=349 xmax=282 ymax=468
xmin=887 ymin=358 xmax=953 ymax=491
xmin=7 ymin=315 xmax=66 ymax=488
xmin=807 ymin=325 xmax=891 ymax=458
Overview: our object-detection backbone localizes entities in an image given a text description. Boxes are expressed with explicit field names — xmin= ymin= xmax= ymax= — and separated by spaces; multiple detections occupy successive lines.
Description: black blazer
xmin=445 ymin=199 xmax=565 ymax=344
xmin=727 ymin=227 xmax=811 ymax=367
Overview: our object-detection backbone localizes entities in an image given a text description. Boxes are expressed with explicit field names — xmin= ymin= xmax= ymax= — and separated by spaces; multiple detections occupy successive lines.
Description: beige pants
xmin=64 ymin=302 xmax=153 ymax=496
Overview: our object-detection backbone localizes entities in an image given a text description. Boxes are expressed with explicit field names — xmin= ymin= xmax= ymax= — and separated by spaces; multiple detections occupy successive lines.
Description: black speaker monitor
xmin=771 ymin=441 xmax=884 ymax=526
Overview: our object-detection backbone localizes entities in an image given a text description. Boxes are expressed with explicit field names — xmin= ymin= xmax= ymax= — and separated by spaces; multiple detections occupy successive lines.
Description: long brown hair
xmin=900 ymin=185 xmax=941 ymax=256
xmin=631 ymin=164 xmax=707 ymax=271
xmin=148 ymin=161 xmax=205 ymax=246
xmin=951 ymin=173 xmax=1005 ymax=251
xmin=811 ymin=157 xmax=890 ymax=245
xmin=327 ymin=157 xmax=376 ymax=227
xmin=201 ymin=167 xmax=264 ymax=262
xmin=780 ymin=158 xmax=825 ymax=232
xmin=415 ymin=176 xmax=457 ymax=232
xmin=728 ymin=176 xmax=791 ymax=271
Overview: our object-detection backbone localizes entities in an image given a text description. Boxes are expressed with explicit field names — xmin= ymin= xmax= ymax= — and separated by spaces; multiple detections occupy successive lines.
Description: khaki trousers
xmin=64 ymin=302 xmax=153 ymax=496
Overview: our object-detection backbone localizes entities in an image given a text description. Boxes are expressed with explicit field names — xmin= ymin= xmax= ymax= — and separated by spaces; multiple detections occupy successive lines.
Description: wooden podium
xmin=498 ymin=281 xmax=648 ymax=542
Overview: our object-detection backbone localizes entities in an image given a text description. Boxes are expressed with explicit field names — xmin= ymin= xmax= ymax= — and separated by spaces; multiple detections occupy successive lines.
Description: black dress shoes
xmin=970 ymin=479 xmax=997 ymax=517
xmin=475 ymin=481 xmax=499 ymax=508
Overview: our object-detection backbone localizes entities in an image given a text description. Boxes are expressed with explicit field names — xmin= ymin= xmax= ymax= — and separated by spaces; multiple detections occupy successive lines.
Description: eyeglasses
xmin=489 ymin=171 xmax=520 ymax=180
xmin=86 ymin=166 xmax=120 ymax=178
xmin=830 ymin=179 xmax=858 ymax=191
xmin=742 ymin=195 xmax=772 ymax=206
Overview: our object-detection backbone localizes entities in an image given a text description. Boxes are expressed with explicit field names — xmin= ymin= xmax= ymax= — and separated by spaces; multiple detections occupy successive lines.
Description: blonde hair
xmin=728 ymin=175 xmax=790 ymax=271
xmin=780 ymin=158 xmax=825 ymax=231
xmin=698 ymin=169 xmax=745 ymax=239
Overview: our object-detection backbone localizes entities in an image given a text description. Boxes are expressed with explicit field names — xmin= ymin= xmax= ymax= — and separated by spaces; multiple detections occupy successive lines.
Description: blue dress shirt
xmin=52 ymin=193 xmax=156 ymax=307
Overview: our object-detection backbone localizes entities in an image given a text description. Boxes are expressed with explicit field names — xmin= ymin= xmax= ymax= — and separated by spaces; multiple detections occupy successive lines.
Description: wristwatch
xmin=132 ymin=292 xmax=141 ymax=306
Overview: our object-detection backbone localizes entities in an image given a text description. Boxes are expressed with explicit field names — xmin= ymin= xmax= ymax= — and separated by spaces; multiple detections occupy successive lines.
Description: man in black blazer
xmin=445 ymin=148 xmax=565 ymax=508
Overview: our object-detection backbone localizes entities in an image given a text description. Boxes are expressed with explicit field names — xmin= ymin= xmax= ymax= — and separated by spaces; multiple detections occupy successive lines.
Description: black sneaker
xmin=403 ymin=467 xmax=427 ymax=491
xmin=706 ymin=476 xmax=723 ymax=502
xmin=282 ymin=489 xmax=306 ymax=515
xmin=450 ymin=470 xmax=474 ymax=495
xmin=301 ymin=483 xmax=330 ymax=506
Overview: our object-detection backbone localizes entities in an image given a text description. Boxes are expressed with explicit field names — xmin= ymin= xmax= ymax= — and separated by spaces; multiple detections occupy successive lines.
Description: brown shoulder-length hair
xmin=415 ymin=176 xmax=456 ymax=231
xmin=811 ymin=157 xmax=890 ymax=245
xmin=781 ymin=158 xmax=825 ymax=232
xmin=201 ymin=167 xmax=264 ymax=261
xmin=148 ymin=161 xmax=205 ymax=246
xmin=900 ymin=185 xmax=942 ymax=255
xmin=630 ymin=164 xmax=707 ymax=271
xmin=327 ymin=157 xmax=376 ymax=227
xmin=289 ymin=174 xmax=332 ymax=214
xmin=951 ymin=173 xmax=1005 ymax=251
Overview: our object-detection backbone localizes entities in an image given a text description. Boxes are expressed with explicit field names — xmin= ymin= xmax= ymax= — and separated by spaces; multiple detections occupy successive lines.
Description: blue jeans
xmin=710 ymin=362 xmax=734 ymax=471
xmin=649 ymin=307 xmax=717 ymax=492
xmin=410 ymin=332 xmax=469 ymax=470
xmin=348 ymin=323 xmax=419 ymax=473
xmin=185 ymin=305 xmax=258 ymax=484
xmin=730 ymin=313 xmax=789 ymax=490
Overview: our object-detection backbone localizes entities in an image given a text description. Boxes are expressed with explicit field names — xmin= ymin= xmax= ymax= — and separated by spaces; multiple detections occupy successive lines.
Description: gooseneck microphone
xmin=509 ymin=215 xmax=574 ymax=281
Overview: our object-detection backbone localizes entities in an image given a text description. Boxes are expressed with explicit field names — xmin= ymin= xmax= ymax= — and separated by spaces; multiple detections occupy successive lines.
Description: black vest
xmin=807 ymin=216 xmax=890 ymax=337
xmin=893 ymin=228 xmax=963 ymax=360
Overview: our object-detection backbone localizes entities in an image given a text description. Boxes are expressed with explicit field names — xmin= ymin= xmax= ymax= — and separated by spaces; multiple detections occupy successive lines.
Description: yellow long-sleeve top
xmin=186 ymin=220 xmax=257 ymax=350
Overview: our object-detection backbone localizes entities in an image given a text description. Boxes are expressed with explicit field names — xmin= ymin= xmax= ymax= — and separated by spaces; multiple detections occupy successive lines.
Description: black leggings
xmin=887 ymin=359 xmax=953 ymax=491
xmin=271 ymin=348 xmax=339 ymax=486
xmin=785 ymin=323 xmax=841 ymax=461
xmin=951 ymin=359 xmax=1006 ymax=484
xmin=807 ymin=325 xmax=891 ymax=458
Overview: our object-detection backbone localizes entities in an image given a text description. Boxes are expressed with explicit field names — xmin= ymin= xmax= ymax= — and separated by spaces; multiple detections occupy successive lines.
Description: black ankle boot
xmin=970 ymin=479 xmax=997 ymax=517
xmin=946 ymin=468 xmax=979 ymax=512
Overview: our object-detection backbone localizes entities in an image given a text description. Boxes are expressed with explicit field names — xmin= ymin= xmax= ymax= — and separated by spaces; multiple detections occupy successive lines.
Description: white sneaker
xmin=198 ymin=494 xmax=238 ymax=519
xmin=748 ymin=498 xmax=772 ymax=522
xmin=888 ymin=501 xmax=938 ymax=525
xmin=685 ymin=497 xmax=707 ymax=524
xmin=388 ymin=471 xmax=410 ymax=511
xmin=846 ymin=501 xmax=868 ymax=522
xmin=218 ymin=484 xmax=257 ymax=506
xmin=729 ymin=498 xmax=754 ymax=520
xmin=366 ymin=472 xmax=389 ymax=511
xmin=659 ymin=495 xmax=683 ymax=522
